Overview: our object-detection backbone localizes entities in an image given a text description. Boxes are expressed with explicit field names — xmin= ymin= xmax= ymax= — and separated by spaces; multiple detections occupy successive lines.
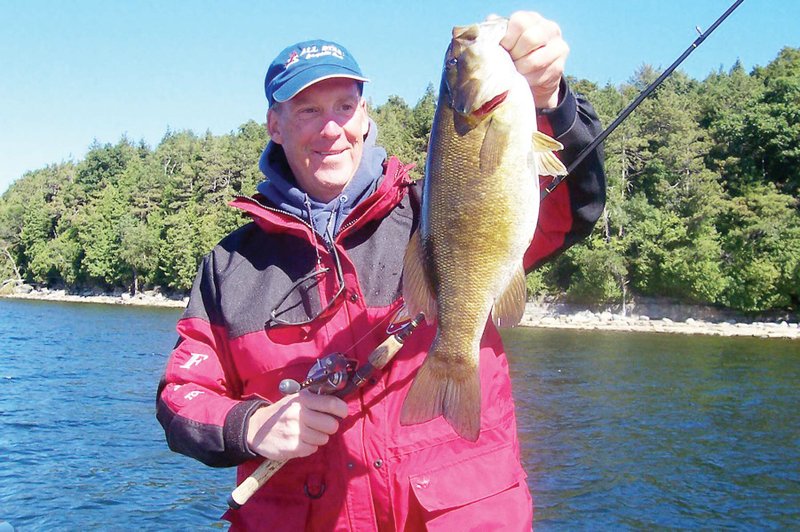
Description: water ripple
xmin=2 ymin=301 xmax=799 ymax=529
xmin=504 ymin=328 xmax=800 ymax=530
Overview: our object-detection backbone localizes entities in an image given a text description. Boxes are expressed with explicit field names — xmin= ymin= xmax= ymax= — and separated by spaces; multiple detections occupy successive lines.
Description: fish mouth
xmin=471 ymin=91 xmax=508 ymax=118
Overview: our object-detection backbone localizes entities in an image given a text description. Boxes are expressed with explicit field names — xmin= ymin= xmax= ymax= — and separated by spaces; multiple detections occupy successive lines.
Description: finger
xmin=500 ymin=11 xmax=539 ymax=53
xmin=512 ymin=38 xmax=569 ymax=82
xmin=299 ymin=390 xmax=349 ymax=418
xmin=300 ymin=428 xmax=331 ymax=448
xmin=300 ymin=407 xmax=341 ymax=435
xmin=523 ymin=63 xmax=566 ymax=98
xmin=292 ymin=440 xmax=321 ymax=459
xmin=501 ymin=11 xmax=549 ymax=59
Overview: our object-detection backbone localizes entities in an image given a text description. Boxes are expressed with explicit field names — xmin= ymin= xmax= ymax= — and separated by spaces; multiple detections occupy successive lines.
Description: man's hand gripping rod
xmin=227 ymin=310 xmax=425 ymax=509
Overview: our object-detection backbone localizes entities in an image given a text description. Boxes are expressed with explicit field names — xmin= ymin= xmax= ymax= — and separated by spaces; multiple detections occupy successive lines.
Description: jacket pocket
xmin=409 ymin=445 xmax=532 ymax=516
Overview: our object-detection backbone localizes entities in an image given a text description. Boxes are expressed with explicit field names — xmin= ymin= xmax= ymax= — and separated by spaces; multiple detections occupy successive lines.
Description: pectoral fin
xmin=532 ymin=130 xmax=568 ymax=177
xmin=532 ymin=130 xmax=564 ymax=152
xmin=401 ymin=230 xmax=437 ymax=321
xmin=479 ymin=117 xmax=506 ymax=173
xmin=491 ymin=264 xmax=527 ymax=328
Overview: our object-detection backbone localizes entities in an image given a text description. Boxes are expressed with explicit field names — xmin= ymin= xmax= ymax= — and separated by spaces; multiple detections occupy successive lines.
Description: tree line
xmin=1 ymin=48 xmax=798 ymax=313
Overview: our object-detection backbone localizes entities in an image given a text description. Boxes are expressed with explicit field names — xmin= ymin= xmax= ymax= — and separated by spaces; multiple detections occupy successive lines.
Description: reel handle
xmin=278 ymin=379 xmax=301 ymax=395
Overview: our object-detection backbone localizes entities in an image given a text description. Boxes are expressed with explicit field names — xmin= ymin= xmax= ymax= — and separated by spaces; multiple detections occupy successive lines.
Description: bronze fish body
xmin=400 ymin=18 xmax=567 ymax=441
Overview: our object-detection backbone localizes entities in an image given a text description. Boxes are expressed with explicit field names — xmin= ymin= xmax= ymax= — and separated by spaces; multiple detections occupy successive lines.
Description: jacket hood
xmin=256 ymin=118 xmax=387 ymax=243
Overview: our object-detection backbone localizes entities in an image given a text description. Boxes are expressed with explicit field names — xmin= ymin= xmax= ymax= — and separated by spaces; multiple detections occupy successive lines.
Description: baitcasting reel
xmin=278 ymin=353 xmax=357 ymax=396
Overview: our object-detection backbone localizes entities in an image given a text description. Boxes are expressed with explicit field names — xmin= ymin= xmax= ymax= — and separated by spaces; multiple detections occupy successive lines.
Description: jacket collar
xmin=230 ymin=156 xmax=413 ymax=243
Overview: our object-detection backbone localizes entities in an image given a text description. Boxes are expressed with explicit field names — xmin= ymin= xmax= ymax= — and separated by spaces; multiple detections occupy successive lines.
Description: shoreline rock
xmin=1 ymin=286 xmax=798 ymax=339
xmin=520 ymin=301 xmax=799 ymax=340
xmin=0 ymin=285 xmax=187 ymax=308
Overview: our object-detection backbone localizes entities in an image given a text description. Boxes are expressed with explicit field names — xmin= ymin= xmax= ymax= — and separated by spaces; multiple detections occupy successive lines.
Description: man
xmin=157 ymin=11 xmax=605 ymax=530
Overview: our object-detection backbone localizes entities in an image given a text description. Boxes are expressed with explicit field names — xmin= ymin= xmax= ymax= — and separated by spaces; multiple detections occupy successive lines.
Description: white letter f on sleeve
xmin=180 ymin=352 xmax=209 ymax=370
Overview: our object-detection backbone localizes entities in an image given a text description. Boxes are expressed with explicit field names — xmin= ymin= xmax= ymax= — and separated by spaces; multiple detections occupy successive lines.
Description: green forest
xmin=1 ymin=48 xmax=798 ymax=313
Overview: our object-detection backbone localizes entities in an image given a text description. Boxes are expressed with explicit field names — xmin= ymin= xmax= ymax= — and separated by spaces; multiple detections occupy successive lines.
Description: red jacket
xmin=157 ymin=89 xmax=605 ymax=530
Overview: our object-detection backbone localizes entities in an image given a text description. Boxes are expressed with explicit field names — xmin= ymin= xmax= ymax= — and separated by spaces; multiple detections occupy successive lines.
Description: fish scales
xmin=401 ymin=18 xmax=566 ymax=441
xmin=426 ymin=87 xmax=536 ymax=342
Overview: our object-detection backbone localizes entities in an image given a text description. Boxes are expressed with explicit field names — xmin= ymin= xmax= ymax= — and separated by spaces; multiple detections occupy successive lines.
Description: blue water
xmin=0 ymin=300 xmax=227 ymax=530
xmin=1 ymin=299 xmax=798 ymax=530
xmin=504 ymin=328 xmax=800 ymax=530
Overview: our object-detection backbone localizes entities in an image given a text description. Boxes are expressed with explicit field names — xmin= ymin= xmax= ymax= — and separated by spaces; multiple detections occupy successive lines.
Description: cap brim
xmin=273 ymin=67 xmax=369 ymax=103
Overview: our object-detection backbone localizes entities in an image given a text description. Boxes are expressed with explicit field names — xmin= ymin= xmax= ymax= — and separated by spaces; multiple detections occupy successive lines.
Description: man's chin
xmin=304 ymin=173 xmax=350 ymax=200
xmin=313 ymin=169 xmax=352 ymax=187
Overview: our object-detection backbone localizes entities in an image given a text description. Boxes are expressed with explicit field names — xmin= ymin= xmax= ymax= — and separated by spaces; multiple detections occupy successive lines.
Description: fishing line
xmin=541 ymin=0 xmax=746 ymax=199
xmin=338 ymin=300 xmax=417 ymax=361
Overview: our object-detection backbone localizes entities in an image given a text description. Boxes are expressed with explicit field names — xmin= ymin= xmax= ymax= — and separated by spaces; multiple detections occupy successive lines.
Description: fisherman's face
xmin=268 ymin=78 xmax=369 ymax=203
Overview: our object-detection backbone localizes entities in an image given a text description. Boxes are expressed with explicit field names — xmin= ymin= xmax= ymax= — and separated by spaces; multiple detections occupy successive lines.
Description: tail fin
xmin=400 ymin=353 xmax=481 ymax=441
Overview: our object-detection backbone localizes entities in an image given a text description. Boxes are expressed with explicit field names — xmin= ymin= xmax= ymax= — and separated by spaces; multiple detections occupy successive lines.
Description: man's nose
xmin=319 ymin=113 xmax=345 ymax=137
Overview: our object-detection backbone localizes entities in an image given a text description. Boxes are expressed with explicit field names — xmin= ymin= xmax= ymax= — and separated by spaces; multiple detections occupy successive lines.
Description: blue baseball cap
xmin=264 ymin=39 xmax=369 ymax=107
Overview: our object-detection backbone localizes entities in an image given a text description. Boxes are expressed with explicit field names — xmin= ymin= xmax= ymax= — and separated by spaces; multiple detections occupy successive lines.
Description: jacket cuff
xmin=536 ymin=78 xmax=578 ymax=139
xmin=223 ymin=399 xmax=270 ymax=463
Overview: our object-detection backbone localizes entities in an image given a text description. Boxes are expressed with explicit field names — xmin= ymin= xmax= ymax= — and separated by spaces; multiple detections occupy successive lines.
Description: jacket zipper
xmin=337 ymin=163 xmax=407 ymax=236
xmin=234 ymin=195 xmax=313 ymax=229
xmin=234 ymin=195 xmax=337 ymax=254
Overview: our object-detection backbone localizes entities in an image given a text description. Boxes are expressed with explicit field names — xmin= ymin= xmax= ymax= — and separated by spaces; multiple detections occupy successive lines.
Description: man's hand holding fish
xmin=502 ymin=11 xmax=570 ymax=108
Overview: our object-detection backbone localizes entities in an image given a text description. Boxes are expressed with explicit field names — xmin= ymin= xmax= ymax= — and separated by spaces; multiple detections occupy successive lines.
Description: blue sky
xmin=1 ymin=0 xmax=798 ymax=194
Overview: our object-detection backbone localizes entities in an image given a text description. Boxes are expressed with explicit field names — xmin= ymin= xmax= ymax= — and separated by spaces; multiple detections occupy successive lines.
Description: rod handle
xmin=227 ymin=458 xmax=288 ymax=509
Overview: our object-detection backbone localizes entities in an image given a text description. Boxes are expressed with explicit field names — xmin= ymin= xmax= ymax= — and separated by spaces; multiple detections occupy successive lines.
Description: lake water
xmin=1 ymin=299 xmax=798 ymax=530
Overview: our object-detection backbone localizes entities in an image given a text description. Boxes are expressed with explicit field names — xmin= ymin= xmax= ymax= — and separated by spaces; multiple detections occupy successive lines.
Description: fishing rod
xmin=541 ymin=0 xmax=746 ymax=199
xmin=227 ymin=309 xmax=425 ymax=509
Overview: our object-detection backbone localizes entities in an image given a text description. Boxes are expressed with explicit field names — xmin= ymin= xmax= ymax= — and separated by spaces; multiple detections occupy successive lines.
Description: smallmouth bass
xmin=401 ymin=17 xmax=567 ymax=441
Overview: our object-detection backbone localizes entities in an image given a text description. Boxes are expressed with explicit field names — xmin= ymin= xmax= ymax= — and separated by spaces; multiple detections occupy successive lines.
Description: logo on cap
xmin=286 ymin=44 xmax=346 ymax=68
xmin=285 ymin=50 xmax=299 ymax=68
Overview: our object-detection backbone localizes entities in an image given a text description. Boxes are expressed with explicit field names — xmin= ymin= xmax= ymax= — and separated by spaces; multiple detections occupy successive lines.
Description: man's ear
xmin=267 ymin=108 xmax=283 ymax=144
xmin=359 ymin=99 xmax=370 ymax=137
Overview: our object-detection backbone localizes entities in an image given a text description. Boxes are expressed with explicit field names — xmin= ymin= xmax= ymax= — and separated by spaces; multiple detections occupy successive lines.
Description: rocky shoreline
xmin=521 ymin=302 xmax=799 ymax=340
xmin=1 ymin=285 xmax=798 ymax=339
xmin=0 ymin=285 xmax=188 ymax=308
